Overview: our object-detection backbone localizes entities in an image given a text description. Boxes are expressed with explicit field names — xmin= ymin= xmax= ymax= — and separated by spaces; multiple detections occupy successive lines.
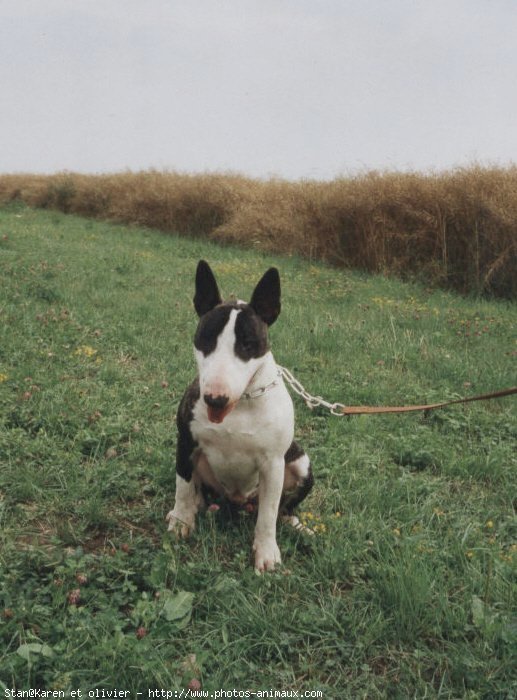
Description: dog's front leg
xmin=253 ymin=458 xmax=284 ymax=572
xmin=166 ymin=472 xmax=202 ymax=538
xmin=167 ymin=423 xmax=203 ymax=538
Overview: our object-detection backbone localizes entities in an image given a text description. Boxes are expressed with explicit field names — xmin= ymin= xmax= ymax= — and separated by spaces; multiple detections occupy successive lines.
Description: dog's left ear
xmin=249 ymin=268 xmax=281 ymax=326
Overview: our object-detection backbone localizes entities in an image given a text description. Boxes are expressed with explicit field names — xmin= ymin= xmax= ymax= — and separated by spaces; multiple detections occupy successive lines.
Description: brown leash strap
xmin=340 ymin=386 xmax=517 ymax=416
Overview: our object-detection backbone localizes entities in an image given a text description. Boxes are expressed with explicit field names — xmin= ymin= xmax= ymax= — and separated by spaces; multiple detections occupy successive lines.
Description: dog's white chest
xmin=190 ymin=383 xmax=294 ymax=501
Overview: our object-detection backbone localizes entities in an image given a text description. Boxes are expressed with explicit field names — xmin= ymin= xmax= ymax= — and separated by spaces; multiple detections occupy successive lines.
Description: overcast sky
xmin=1 ymin=0 xmax=516 ymax=180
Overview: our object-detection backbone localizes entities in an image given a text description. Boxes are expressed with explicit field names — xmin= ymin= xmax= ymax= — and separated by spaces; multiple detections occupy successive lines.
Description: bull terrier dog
xmin=166 ymin=260 xmax=313 ymax=571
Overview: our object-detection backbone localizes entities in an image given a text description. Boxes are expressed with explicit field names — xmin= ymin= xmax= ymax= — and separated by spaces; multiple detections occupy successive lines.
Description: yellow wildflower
xmin=313 ymin=524 xmax=327 ymax=535
xmin=417 ymin=544 xmax=435 ymax=554
xmin=300 ymin=511 xmax=314 ymax=521
xmin=74 ymin=345 xmax=97 ymax=358
xmin=0 ymin=373 xmax=8 ymax=382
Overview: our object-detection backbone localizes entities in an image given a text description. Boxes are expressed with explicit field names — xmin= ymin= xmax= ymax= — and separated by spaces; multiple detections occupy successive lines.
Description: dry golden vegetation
xmin=1 ymin=166 xmax=516 ymax=296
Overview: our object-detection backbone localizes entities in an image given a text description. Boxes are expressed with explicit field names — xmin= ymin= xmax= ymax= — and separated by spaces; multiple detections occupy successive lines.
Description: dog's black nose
xmin=203 ymin=393 xmax=229 ymax=409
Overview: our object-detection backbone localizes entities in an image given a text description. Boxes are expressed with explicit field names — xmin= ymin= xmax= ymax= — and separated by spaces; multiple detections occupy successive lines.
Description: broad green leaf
xmin=161 ymin=590 xmax=195 ymax=627
xmin=471 ymin=596 xmax=486 ymax=628
xmin=17 ymin=643 xmax=54 ymax=660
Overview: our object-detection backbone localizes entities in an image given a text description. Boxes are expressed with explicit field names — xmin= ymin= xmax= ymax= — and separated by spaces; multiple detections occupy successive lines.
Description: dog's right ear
xmin=194 ymin=260 xmax=222 ymax=317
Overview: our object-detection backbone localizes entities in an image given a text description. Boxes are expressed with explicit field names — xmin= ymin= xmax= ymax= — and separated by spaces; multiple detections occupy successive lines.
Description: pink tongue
xmin=207 ymin=406 xmax=226 ymax=424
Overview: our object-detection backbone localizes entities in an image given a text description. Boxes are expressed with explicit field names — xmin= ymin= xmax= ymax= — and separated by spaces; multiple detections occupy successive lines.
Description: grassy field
xmin=0 ymin=205 xmax=516 ymax=697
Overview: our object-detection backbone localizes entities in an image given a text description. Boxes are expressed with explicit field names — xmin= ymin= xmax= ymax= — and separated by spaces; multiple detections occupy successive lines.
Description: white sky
xmin=1 ymin=0 xmax=516 ymax=180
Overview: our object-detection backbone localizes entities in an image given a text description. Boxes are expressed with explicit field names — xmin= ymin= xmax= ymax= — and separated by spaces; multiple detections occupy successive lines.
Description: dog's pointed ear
xmin=249 ymin=267 xmax=281 ymax=325
xmin=194 ymin=260 xmax=222 ymax=317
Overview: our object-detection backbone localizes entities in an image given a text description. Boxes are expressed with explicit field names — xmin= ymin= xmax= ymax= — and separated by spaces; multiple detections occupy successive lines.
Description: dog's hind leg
xmin=280 ymin=441 xmax=314 ymax=533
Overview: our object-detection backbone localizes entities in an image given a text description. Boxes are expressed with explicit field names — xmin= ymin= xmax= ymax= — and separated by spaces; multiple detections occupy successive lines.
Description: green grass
xmin=0 ymin=204 xmax=516 ymax=697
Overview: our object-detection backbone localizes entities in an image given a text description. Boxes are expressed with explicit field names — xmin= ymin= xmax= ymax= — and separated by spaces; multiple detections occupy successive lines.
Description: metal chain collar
xmin=241 ymin=368 xmax=283 ymax=400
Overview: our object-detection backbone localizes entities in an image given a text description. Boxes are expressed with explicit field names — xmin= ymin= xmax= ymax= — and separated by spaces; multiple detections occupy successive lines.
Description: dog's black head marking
xmin=234 ymin=305 xmax=269 ymax=360
xmin=194 ymin=304 xmax=234 ymax=356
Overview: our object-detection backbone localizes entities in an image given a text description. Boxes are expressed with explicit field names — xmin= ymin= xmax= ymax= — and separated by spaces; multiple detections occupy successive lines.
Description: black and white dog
xmin=167 ymin=261 xmax=313 ymax=571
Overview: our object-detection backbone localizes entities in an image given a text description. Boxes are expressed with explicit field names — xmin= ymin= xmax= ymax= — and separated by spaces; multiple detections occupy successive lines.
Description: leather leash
xmin=339 ymin=386 xmax=517 ymax=416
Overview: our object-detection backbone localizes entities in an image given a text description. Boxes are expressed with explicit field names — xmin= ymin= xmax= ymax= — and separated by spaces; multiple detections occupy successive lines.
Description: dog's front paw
xmin=253 ymin=539 xmax=281 ymax=573
xmin=166 ymin=510 xmax=195 ymax=539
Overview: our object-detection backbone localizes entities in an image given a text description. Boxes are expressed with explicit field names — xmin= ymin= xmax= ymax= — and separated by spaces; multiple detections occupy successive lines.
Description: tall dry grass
xmin=0 ymin=167 xmax=516 ymax=297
